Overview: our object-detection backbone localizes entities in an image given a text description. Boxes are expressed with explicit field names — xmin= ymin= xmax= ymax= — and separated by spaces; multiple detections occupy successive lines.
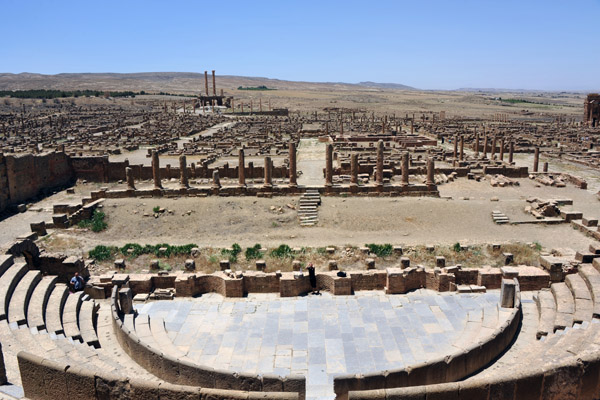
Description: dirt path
xmin=297 ymin=138 xmax=325 ymax=186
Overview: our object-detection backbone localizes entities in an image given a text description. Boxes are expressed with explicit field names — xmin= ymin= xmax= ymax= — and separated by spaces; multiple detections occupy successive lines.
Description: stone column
xmin=264 ymin=156 xmax=273 ymax=188
xmin=491 ymin=136 xmax=497 ymax=159
xmin=483 ymin=134 xmax=489 ymax=159
xmin=533 ymin=147 xmax=539 ymax=172
xmin=151 ymin=151 xmax=162 ymax=189
xmin=453 ymin=135 xmax=458 ymax=160
xmin=238 ymin=148 xmax=246 ymax=187
xmin=500 ymin=139 xmax=505 ymax=161
xmin=179 ymin=155 xmax=188 ymax=188
xmin=126 ymin=167 xmax=135 ymax=190
xmin=325 ymin=143 xmax=333 ymax=187
xmin=212 ymin=70 xmax=216 ymax=96
xmin=191 ymin=163 xmax=196 ymax=178
xmin=475 ymin=132 xmax=480 ymax=157
xmin=212 ymin=169 xmax=221 ymax=189
xmin=376 ymin=139 xmax=384 ymax=188
xmin=204 ymin=71 xmax=209 ymax=96
xmin=459 ymin=135 xmax=464 ymax=161
xmin=289 ymin=142 xmax=297 ymax=187
xmin=426 ymin=157 xmax=435 ymax=188
xmin=350 ymin=153 xmax=358 ymax=189
xmin=401 ymin=152 xmax=409 ymax=187
xmin=509 ymin=141 xmax=514 ymax=163
xmin=543 ymin=162 xmax=548 ymax=172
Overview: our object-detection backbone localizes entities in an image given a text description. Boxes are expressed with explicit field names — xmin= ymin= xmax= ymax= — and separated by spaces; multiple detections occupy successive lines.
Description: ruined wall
xmin=0 ymin=154 xmax=9 ymax=213
xmin=70 ymin=155 xmax=109 ymax=182
xmin=4 ymin=152 xmax=74 ymax=208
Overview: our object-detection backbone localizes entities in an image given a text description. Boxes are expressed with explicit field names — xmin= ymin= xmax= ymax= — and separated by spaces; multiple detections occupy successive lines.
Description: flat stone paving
xmin=136 ymin=289 xmax=500 ymax=400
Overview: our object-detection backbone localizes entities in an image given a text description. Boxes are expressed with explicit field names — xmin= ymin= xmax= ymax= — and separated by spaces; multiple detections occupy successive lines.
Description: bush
xmin=158 ymin=261 xmax=172 ymax=271
xmin=78 ymin=210 xmax=107 ymax=232
xmin=153 ymin=206 xmax=161 ymax=213
xmin=452 ymin=242 xmax=462 ymax=253
xmin=118 ymin=243 xmax=197 ymax=258
xmin=245 ymin=244 xmax=263 ymax=260
xmin=88 ymin=245 xmax=118 ymax=261
xmin=365 ymin=243 xmax=393 ymax=257
xmin=221 ymin=243 xmax=242 ymax=263
xmin=270 ymin=244 xmax=293 ymax=258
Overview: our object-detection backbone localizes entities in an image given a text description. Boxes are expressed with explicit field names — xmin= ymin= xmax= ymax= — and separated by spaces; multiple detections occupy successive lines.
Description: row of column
xmin=473 ymin=132 xmax=514 ymax=163
xmin=133 ymin=144 xmax=299 ymax=190
xmin=326 ymin=140 xmax=435 ymax=188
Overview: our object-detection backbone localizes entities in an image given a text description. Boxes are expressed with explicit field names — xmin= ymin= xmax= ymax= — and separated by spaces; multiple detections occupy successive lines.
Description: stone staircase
xmin=298 ymin=189 xmax=321 ymax=227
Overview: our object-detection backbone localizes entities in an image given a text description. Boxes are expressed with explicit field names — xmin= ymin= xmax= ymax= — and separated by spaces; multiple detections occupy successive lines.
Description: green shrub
xmin=245 ymin=244 xmax=263 ymax=260
xmin=78 ymin=210 xmax=107 ymax=232
xmin=221 ymin=243 xmax=242 ymax=263
xmin=158 ymin=261 xmax=172 ymax=271
xmin=118 ymin=243 xmax=197 ymax=258
xmin=452 ymin=242 xmax=462 ymax=253
xmin=153 ymin=206 xmax=161 ymax=213
xmin=88 ymin=245 xmax=118 ymax=261
xmin=365 ymin=243 xmax=393 ymax=257
xmin=270 ymin=244 xmax=293 ymax=258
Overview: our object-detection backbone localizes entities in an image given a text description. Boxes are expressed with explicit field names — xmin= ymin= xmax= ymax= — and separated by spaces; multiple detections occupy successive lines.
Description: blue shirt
xmin=70 ymin=276 xmax=84 ymax=291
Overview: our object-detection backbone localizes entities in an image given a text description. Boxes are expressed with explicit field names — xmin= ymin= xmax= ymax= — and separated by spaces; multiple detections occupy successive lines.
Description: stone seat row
xmin=534 ymin=260 xmax=600 ymax=338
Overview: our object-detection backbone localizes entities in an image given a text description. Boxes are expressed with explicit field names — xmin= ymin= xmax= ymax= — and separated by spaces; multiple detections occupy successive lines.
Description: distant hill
xmin=0 ymin=72 xmax=418 ymax=93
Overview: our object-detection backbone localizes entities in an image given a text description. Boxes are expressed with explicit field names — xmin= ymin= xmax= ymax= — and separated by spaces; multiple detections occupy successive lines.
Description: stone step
xmin=0 ymin=262 xmax=29 ymax=321
xmin=78 ymin=300 xmax=99 ymax=348
xmin=62 ymin=291 xmax=85 ymax=341
xmin=534 ymin=289 xmax=556 ymax=338
xmin=0 ymin=255 xmax=14 ymax=277
xmin=552 ymin=282 xmax=575 ymax=330
xmin=565 ymin=273 xmax=594 ymax=323
xmin=45 ymin=284 xmax=69 ymax=335
xmin=27 ymin=275 xmax=58 ymax=330
xmin=578 ymin=263 xmax=600 ymax=318
xmin=149 ymin=316 xmax=188 ymax=359
xmin=8 ymin=270 xmax=41 ymax=326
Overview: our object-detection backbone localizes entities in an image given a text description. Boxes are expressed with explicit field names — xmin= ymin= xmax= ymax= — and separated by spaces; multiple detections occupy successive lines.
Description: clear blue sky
xmin=2 ymin=0 xmax=599 ymax=91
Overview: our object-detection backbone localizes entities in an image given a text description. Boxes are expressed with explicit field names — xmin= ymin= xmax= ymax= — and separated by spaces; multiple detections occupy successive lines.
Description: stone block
xmin=582 ymin=218 xmax=598 ymax=227
xmin=500 ymin=279 xmax=516 ymax=308
xmin=114 ymin=259 xmax=126 ymax=269
xmin=328 ymin=260 xmax=338 ymax=271
xmin=256 ymin=260 xmax=266 ymax=272
xmin=292 ymin=260 xmax=302 ymax=271
xmin=400 ymin=257 xmax=410 ymax=269
xmin=502 ymin=253 xmax=514 ymax=265
xmin=365 ymin=258 xmax=376 ymax=270
xmin=184 ymin=259 xmax=195 ymax=271
xmin=119 ymin=288 xmax=134 ymax=314
xmin=436 ymin=256 xmax=446 ymax=269
xmin=220 ymin=260 xmax=230 ymax=271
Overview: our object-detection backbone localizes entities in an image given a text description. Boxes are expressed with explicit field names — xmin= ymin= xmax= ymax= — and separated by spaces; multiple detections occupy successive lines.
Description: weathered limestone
xmin=376 ymin=140 xmax=384 ymax=188
xmin=119 ymin=288 xmax=134 ymax=314
xmin=126 ymin=167 xmax=135 ymax=190
xmin=500 ymin=278 xmax=516 ymax=308
xmin=533 ymin=147 xmax=540 ymax=172
xmin=212 ymin=70 xmax=216 ymax=96
xmin=212 ymin=170 xmax=221 ymax=189
xmin=238 ymin=148 xmax=246 ymax=187
xmin=264 ymin=156 xmax=273 ymax=188
xmin=491 ymin=136 xmax=497 ymax=159
xmin=401 ymin=152 xmax=409 ymax=187
xmin=483 ymin=133 xmax=489 ymax=159
xmin=509 ymin=141 xmax=514 ymax=163
xmin=325 ymin=143 xmax=333 ymax=187
xmin=453 ymin=135 xmax=458 ymax=160
xmin=543 ymin=161 xmax=548 ymax=173
xmin=204 ymin=71 xmax=209 ymax=96
xmin=289 ymin=142 xmax=297 ymax=187
xmin=350 ymin=153 xmax=359 ymax=188
xmin=459 ymin=135 xmax=464 ymax=161
xmin=179 ymin=155 xmax=188 ymax=188
xmin=151 ymin=151 xmax=161 ymax=189
xmin=475 ymin=131 xmax=480 ymax=157
xmin=426 ymin=157 xmax=435 ymax=188
xmin=500 ymin=138 xmax=505 ymax=161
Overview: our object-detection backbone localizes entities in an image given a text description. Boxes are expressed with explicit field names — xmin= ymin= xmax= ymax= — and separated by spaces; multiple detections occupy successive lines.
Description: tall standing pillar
xmin=483 ymin=134 xmax=489 ymax=159
xmin=500 ymin=139 xmax=505 ymax=161
xmin=325 ymin=143 xmax=333 ymax=187
xmin=212 ymin=70 xmax=216 ymax=96
xmin=126 ymin=167 xmax=135 ymax=190
xmin=459 ymin=135 xmax=464 ymax=161
xmin=509 ymin=141 xmax=514 ymax=163
xmin=212 ymin=170 xmax=221 ymax=189
xmin=401 ymin=152 xmax=409 ymax=187
xmin=426 ymin=157 xmax=435 ymax=188
xmin=289 ymin=142 xmax=297 ymax=187
xmin=152 ymin=151 xmax=162 ymax=189
xmin=350 ymin=153 xmax=358 ymax=189
xmin=533 ymin=147 xmax=540 ymax=172
xmin=376 ymin=139 xmax=384 ymax=188
xmin=491 ymin=136 xmax=497 ymax=159
xmin=204 ymin=71 xmax=209 ymax=96
xmin=264 ymin=156 xmax=273 ymax=188
xmin=238 ymin=148 xmax=246 ymax=187
xmin=475 ymin=132 xmax=480 ymax=157
xmin=453 ymin=135 xmax=458 ymax=160
xmin=179 ymin=155 xmax=188 ymax=188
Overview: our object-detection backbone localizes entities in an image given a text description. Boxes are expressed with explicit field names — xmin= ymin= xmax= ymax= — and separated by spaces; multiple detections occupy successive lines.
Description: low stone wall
xmin=333 ymin=279 xmax=522 ymax=400
xmin=110 ymin=286 xmax=306 ymax=400
xmin=17 ymin=351 xmax=299 ymax=400
xmin=347 ymin=346 xmax=600 ymax=399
